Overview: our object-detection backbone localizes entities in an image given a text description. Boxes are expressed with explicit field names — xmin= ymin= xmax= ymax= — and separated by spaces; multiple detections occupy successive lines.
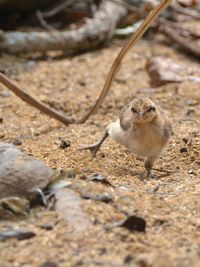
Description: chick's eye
xmin=147 ymin=106 xmax=156 ymax=112
xmin=131 ymin=107 xmax=137 ymax=113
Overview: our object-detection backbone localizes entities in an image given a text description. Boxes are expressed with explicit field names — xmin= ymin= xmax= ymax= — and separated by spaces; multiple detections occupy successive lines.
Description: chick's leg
xmin=144 ymin=156 xmax=156 ymax=178
xmin=79 ymin=130 xmax=109 ymax=158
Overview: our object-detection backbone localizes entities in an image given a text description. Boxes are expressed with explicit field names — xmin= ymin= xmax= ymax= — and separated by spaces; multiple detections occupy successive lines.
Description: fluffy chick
xmin=80 ymin=97 xmax=171 ymax=178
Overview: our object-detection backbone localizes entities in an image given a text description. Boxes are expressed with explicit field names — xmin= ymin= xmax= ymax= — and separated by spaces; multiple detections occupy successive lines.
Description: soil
xmin=0 ymin=35 xmax=200 ymax=267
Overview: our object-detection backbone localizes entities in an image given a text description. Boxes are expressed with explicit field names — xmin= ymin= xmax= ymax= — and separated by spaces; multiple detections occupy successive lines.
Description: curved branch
xmin=78 ymin=0 xmax=172 ymax=123
xmin=0 ymin=72 xmax=74 ymax=126
xmin=0 ymin=1 xmax=126 ymax=54
xmin=0 ymin=1 xmax=172 ymax=127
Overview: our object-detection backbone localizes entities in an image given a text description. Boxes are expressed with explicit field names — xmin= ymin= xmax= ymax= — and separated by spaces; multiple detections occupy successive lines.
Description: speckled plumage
xmin=80 ymin=97 xmax=172 ymax=177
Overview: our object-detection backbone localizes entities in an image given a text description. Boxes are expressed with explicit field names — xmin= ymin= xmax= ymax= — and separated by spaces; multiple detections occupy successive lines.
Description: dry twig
xmin=0 ymin=73 xmax=74 ymax=126
xmin=78 ymin=0 xmax=172 ymax=123
xmin=41 ymin=0 xmax=78 ymax=18
xmin=172 ymin=4 xmax=200 ymax=19
xmin=160 ymin=23 xmax=200 ymax=58
xmin=36 ymin=10 xmax=58 ymax=32
xmin=0 ymin=0 xmax=172 ymax=126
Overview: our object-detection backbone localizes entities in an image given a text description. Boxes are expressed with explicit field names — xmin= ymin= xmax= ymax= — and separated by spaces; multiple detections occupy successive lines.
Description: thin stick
xmin=36 ymin=10 xmax=58 ymax=32
xmin=0 ymin=72 xmax=74 ymax=126
xmin=41 ymin=0 xmax=77 ymax=18
xmin=110 ymin=0 xmax=143 ymax=14
xmin=152 ymin=168 xmax=173 ymax=174
xmin=78 ymin=0 xmax=172 ymax=123
xmin=172 ymin=4 xmax=200 ymax=20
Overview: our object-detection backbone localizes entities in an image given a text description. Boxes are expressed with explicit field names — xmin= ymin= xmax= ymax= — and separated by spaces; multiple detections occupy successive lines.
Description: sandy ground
xmin=0 ymin=36 xmax=200 ymax=267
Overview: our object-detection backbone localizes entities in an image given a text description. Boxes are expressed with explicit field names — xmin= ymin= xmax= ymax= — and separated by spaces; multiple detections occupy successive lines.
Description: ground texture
xmin=0 ymin=36 xmax=200 ymax=267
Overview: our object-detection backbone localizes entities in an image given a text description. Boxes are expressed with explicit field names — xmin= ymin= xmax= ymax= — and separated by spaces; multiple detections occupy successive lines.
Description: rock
xmin=0 ymin=142 xmax=54 ymax=199
xmin=55 ymin=188 xmax=91 ymax=234
xmin=146 ymin=56 xmax=200 ymax=87
xmin=146 ymin=56 xmax=184 ymax=87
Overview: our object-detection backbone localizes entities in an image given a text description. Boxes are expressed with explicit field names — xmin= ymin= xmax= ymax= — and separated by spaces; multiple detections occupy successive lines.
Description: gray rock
xmin=0 ymin=142 xmax=54 ymax=199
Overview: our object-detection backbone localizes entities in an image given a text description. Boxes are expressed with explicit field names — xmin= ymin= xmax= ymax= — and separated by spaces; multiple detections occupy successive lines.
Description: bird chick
xmin=80 ymin=97 xmax=171 ymax=178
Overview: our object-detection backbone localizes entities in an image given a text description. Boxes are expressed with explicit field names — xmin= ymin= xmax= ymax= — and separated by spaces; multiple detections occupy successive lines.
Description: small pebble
xmin=180 ymin=147 xmax=187 ymax=153
xmin=182 ymin=138 xmax=188 ymax=144
xmin=39 ymin=262 xmax=58 ymax=267
xmin=78 ymin=80 xmax=86 ymax=86
xmin=12 ymin=138 xmax=22 ymax=146
xmin=187 ymin=99 xmax=198 ymax=106
xmin=186 ymin=108 xmax=195 ymax=116
xmin=124 ymin=254 xmax=134 ymax=263
xmin=0 ymin=91 xmax=11 ymax=97
xmin=188 ymin=169 xmax=195 ymax=175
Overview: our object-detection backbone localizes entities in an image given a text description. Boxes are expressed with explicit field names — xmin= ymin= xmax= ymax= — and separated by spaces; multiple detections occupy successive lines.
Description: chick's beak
xmin=139 ymin=112 xmax=144 ymax=118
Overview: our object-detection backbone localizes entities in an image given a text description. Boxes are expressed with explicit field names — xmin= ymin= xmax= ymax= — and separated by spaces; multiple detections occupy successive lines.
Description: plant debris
xmin=47 ymin=169 xmax=79 ymax=190
xmin=80 ymin=190 xmax=113 ymax=203
xmin=0 ymin=197 xmax=30 ymax=218
xmin=89 ymin=173 xmax=114 ymax=187
xmin=0 ymin=230 xmax=36 ymax=241
xmin=59 ymin=139 xmax=71 ymax=149
xmin=105 ymin=215 xmax=146 ymax=232
xmin=0 ymin=23 xmax=200 ymax=266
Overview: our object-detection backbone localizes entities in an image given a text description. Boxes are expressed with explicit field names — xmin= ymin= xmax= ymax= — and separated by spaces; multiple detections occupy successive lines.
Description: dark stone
xmin=182 ymin=138 xmax=188 ymax=144
xmin=59 ymin=139 xmax=70 ymax=149
xmin=12 ymin=138 xmax=22 ymax=146
xmin=0 ymin=142 xmax=54 ymax=199
xmin=124 ymin=254 xmax=134 ymax=263
xmin=121 ymin=215 xmax=146 ymax=232
xmin=180 ymin=147 xmax=187 ymax=153
xmin=39 ymin=262 xmax=58 ymax=267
